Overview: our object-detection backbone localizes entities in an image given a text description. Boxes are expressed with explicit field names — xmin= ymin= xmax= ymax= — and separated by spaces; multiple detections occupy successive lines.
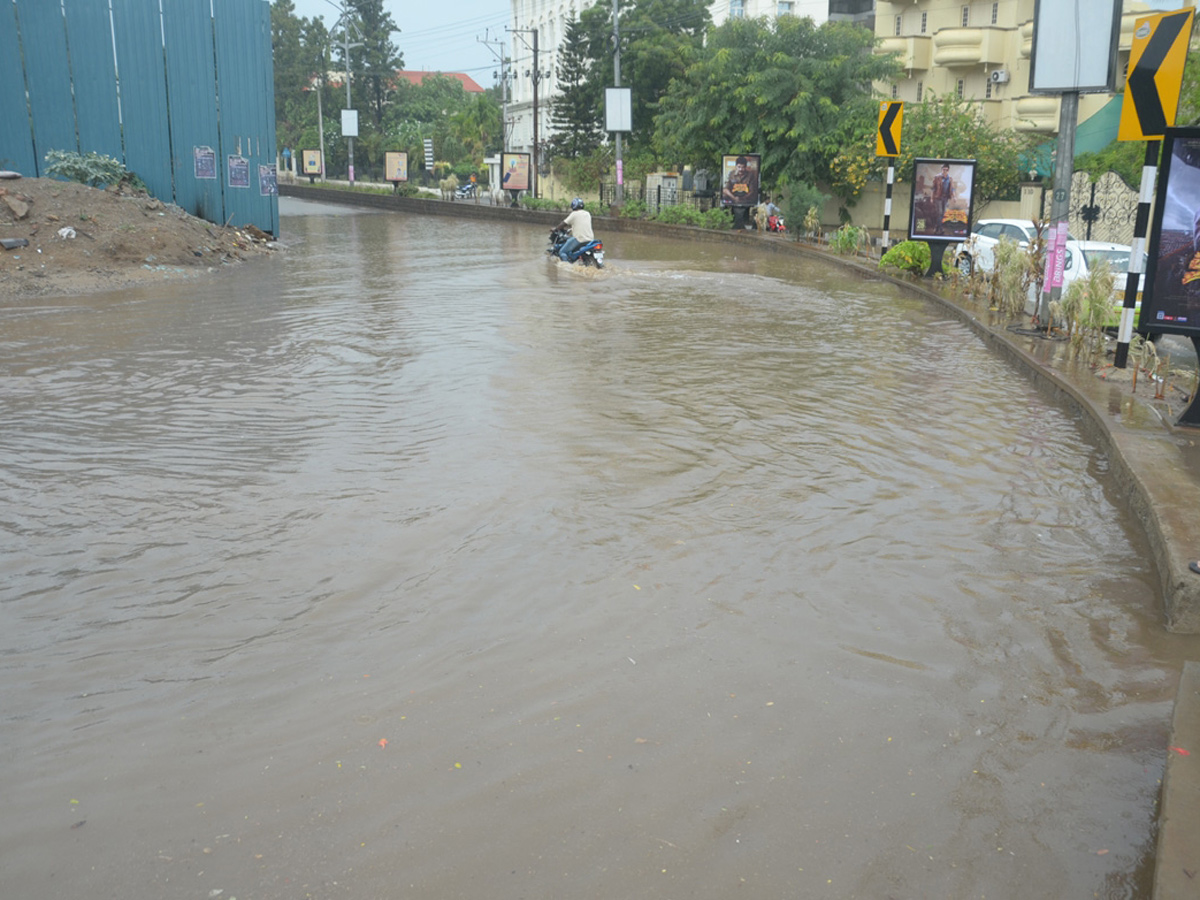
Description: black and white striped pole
xmin=1113 ymin=8 xmax=1195 ymax=367
xmin=1114 ymin=140 xmax=1159 ymax=370
xmin=876 ymin=101 xmax=903 ymax=256
xmin=882 ymin=162 xmax=894 ymax=252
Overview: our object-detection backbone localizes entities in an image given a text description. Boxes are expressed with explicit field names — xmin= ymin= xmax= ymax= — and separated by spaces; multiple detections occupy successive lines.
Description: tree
xmin=548 ymin=16 xmax=603 ymax=159
xmin=345 ymin=0 xmax=403 ymax=125
xmin=271 ymin=1 xmax=333 ymax=154
xmin=578 ymin=0 xmax=711 ymax=140
xmin=829 ymin=92 xmax=1030 ymax=207
xmin=653 ymin=17 xmax=899 ymax=193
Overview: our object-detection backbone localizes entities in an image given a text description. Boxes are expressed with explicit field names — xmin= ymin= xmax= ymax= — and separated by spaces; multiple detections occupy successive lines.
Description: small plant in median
xmin=878 ymin=240 xmax=930 ymax=276
xmin=829 ymin=224 xmax=868 ymax=256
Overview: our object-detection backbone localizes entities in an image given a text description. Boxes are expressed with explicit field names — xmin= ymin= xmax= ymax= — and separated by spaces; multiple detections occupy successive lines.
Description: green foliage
xmin=831 ymin=92 xmax=1029 ymax=207
xmin=44 ymin=150 xmax=144 ymax=189
xmin=802 ymin=205 xmax=821 ymax=239
xmin=829 ymin=223 xmax=867 ymax=255
xmin=652 ymin=17 xmax=899 ymax=197
xmin=1074 ymin=140 xmax=1141 ymax=188
xmin=992 ymin=236 xmax=1036 ymax=316
xmin=548 ymin=16 xmax=603 ymax=159
xmin=619 ymin=198 xmax=648 ymax=218
xmin=652 ymin=204 xmax=705 ymax=226
xmin=700 ymin=206 xmax=733 ymax=230
xmin=878 ymin=240 xmax=930 ymax=276
xmin=579 ymin=0 xmax=711 ymax=142
xmin=780 ymin=182 xmax=827 ymax=236
xmin=1063 ymin=256 xmax=1115 ymax=359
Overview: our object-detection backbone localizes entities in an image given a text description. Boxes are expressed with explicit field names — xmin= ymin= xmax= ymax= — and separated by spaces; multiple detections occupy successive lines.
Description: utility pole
xmin=612 ymin=0 xmax=622 ymax=204
xmin=479 ymin=31 xmax=509 ymax=145
xmin=508 ymin=27 xmax=541 ymax=199
xmin=332 ymin=4 xmax=363 ymax=185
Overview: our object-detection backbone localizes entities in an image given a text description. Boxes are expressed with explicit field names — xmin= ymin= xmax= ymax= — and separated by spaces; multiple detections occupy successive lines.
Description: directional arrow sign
xmin=1119 ymin=9 xmax=1194 ymax=141
xmin=876 ymin=101 xmax=903 ymax=157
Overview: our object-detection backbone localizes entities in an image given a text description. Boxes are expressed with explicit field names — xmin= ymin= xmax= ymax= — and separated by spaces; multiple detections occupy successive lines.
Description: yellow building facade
xmin=874 ymin=0 xmax=1195 ymax=144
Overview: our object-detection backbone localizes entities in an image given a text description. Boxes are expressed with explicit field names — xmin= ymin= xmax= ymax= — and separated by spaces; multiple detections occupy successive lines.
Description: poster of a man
xmin=909 ymin=158 xmax=976 ymax=241
xmin=721 ymin=154 xmax=760 ymax=207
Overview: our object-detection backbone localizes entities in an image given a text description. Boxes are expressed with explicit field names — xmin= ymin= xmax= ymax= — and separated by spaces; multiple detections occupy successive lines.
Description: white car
xmin=954 ymin=218 xmax=1074 ymax=276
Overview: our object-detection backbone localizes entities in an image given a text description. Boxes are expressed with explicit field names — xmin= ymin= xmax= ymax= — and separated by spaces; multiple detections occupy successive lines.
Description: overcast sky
xmin=287 ymin=0 xmax=511 ymax=84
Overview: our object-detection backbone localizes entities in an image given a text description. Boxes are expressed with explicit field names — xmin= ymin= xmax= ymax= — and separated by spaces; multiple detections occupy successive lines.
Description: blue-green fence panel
xmin=162 ymin=0 xmax=224 ymax=225
xmin=109 ymin=1 xmax=175 ymax=200
xmin=5 ymin=0 xmax=277 ymax=234
xmin=0 ymin=2 xmax=37 ymax=173
xmin=63 ymin=0 xmax=123 ymax=161
xmin=213 ymin=0 xmax=277 ymax=235
xmin=17 ymin=0 xmax=78 ymax=166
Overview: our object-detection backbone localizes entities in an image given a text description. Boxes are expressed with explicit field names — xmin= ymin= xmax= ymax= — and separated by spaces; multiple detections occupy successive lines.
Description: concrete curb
xmin=1154 ymin=661 xmax=1200 ymax=900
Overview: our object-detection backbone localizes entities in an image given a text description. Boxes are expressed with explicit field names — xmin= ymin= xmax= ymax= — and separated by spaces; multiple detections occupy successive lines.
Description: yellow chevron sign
xmin=876 ymin=101 xmax=903 ymax=157
xmin=1119 ymin=9 xmax=1194 ymax=141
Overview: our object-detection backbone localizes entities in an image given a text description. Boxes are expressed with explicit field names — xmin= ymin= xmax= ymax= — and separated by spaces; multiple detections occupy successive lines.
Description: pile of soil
xmin=0 ymin=176 xmax=275 ymax=300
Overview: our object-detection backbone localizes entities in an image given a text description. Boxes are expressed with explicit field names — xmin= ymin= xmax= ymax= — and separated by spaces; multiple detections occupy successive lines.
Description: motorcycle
xmin=766 ymin=214 xmax=786 ymax=233
xmin=455 ymin=181 xmax=477 ymax=200
xmin=547 ymin=227 xmax=605 ymax=268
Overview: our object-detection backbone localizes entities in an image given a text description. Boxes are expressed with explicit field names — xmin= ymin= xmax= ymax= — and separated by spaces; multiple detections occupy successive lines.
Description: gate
xmin=1041 ymin=170 xmax=1139 ymax=246
xmin=0 ymin=0 xmax=277 ymax=235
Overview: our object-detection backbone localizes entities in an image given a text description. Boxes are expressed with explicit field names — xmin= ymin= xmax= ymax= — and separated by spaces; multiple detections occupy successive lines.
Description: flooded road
xmin=2 ymin=196 xmax=1194 ymax=899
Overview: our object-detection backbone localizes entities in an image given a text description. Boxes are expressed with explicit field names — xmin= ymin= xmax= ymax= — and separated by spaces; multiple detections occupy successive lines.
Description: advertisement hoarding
xmin=385 ymin=151 xmax=408 ymax=183
xmin=1141 ymin=128 xmax=1200 ymax=335
xmin=501 ymin=153 xmax=531 ymax=191
xmin=720 ymin=154 xmax=760 ymax=208
xmin=908 ymin=158 xmax=977 ymax=242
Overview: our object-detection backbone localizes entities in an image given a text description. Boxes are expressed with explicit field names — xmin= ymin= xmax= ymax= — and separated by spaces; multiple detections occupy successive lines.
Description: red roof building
xmin=396 ymin=71 xmax=485 ymax=93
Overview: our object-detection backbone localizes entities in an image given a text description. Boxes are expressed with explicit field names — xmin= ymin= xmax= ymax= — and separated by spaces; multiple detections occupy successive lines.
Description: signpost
xmin=876 ymin=100 xmax=903 ymax=253
xmin=1114 ymin=8 xmax=1194 ymax=371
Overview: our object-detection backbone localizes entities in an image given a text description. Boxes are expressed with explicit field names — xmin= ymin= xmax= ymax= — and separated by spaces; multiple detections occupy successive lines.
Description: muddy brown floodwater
xmin=2 ymin=196 xmax=1196 ymax=899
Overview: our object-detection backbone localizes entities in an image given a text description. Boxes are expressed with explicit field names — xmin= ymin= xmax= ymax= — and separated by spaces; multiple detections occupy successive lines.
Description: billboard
xmin=1141 ymin=128 xmax=1200 ymax=335
xmin=501 ymin=152 xmax=531 ymax=191
xmin=721 ymin=154 xmax=760 ymax=208
xmin=908 ymin=158 xmax=976 ymax=242
xmin=1029 ymin=0 xmax=1121 ymax=93
xmin=385 ymin=151 xmax=408 ymax=183
xmin=301 ymin=149 xmax=322 ymax=175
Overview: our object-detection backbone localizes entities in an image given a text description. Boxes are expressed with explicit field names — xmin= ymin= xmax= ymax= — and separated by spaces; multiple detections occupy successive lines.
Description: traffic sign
xmin=876 ymin=101 xmax=903 ymax=157
xmin=1118 ymin=9 xmax=1194 ymax=141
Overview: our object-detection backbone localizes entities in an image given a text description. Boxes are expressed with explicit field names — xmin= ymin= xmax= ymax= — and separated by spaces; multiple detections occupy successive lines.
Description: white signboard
xmin=1029 ymin=0 xmax=1121 ymax=93
xmin=606 ymin=88 xmax=632 ymax=133
xmin=341 ymin=109 xmax=359 ymax=138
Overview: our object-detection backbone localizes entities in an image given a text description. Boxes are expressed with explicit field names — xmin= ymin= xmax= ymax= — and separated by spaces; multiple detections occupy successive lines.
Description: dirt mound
xmin=0 ymin=176 xmax=275 ymax=300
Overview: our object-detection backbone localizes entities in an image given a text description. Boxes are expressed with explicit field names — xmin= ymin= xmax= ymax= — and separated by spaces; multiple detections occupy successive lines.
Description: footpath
xmin=280 ymin=184 xmax=1200 ymax=896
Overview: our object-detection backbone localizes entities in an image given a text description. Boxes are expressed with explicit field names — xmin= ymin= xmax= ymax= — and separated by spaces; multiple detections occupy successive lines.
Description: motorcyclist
xmin=556 ymin=198 xmax=594 ymax=263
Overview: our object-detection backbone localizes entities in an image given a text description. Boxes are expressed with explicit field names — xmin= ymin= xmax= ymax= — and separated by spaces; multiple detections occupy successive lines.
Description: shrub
xmin=878 ymin=240 xmax=930 ymax=276
xmin=44 ymin=149 xmax=145 ymax=190
xmin=653 ymin=204 xmax=704 ymax=227
xmin=619 ymin=198 xmax=647 ymax=219
xmin=829 ymin=223 xmax=867 ymax=255
xmin=700 ymin=207 xmax=733 ymax=230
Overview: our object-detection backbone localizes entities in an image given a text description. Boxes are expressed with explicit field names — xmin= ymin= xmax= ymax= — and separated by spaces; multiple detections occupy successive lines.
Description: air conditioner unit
xmin=990 ymin=69 xmax=1010 ymax=84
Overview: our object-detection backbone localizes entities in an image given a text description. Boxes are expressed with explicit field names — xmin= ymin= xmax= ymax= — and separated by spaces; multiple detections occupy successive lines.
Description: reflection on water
xmin=0 ymin=198 xmax=1188 ymax=899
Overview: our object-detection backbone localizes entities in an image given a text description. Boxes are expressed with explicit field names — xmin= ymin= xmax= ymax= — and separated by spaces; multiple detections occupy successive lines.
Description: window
xmin=920 ymin=12 xmax=927 ymax=34
xmin=916 ymin=81 xmax=923 ymax=101
xmin=985 ymin=79 xmax=992 ymax=99
xmin=962 ymin=6 xmax=970 ymax=27
xmin=891 ymin=83 xmax=898 ymax=99
xmin=895 ymin=15 xmax=902 ymax=36
xmin=730 ymin=0 xmax=744 ymax=17
xmin=777 ymin=0 xmax=793 ymax=14
xmin=991 ymin=2 xmax=998 ymax=25
xmin=956 ymin=78 xmax=965 ymax=98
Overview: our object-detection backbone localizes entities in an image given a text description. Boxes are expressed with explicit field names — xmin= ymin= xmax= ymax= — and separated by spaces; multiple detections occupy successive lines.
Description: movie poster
xmin=194 ymin=146 xmax=216 ymax=180
xmin=909 ymin=158 xmax=976 ymax=241
xmin=1142 ymin=128 xmax=1200 ymax=335
xmin=720 ymin=154 xmax=761 ymax=208
xmin=258 ymin=164 xmax=277 ymax=196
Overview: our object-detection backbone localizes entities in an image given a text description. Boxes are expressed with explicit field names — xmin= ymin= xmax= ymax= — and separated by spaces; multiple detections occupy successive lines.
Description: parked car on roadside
xmin=953 ymin=218 xmax=1079 ymax=277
